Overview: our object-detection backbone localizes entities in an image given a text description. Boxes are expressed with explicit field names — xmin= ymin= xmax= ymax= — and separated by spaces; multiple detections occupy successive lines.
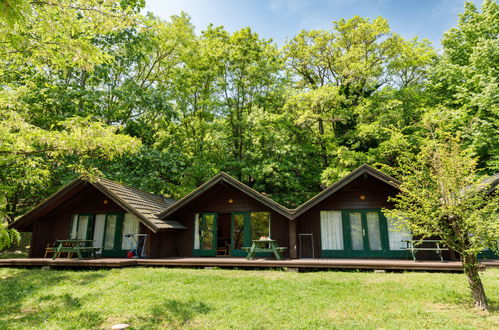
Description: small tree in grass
xmin=0 ymin=221 xmax=20 ymax=251
xmin=385 ymin=133 xmax=498 ymax=311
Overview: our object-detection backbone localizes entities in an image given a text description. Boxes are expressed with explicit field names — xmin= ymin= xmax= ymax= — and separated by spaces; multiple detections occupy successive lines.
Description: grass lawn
xmin=0 ymin=267 xmax=497 ymax=329
xmin=0 ymin=252 xmax=28 ymax=259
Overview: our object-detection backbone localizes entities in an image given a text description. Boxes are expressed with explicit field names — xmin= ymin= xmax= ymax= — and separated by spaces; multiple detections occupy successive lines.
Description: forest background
xmin=0 ymin=0 xmax=497 ymax=223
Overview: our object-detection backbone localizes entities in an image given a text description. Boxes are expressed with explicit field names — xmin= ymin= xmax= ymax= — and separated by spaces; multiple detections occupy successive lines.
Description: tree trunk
xmin=462 ymin=253 xmax=488 ymax=311
xmin=317 ymin=118 xmax=328 ymax=169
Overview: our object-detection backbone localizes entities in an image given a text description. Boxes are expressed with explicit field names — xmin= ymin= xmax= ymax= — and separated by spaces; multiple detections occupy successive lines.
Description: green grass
xmin=0 ymin=267 xmax=497 ymax=329
xmin=0 ymin=232 xmax=30 ymax=259
xmin=0 ymin=252 xmax=28 ymax=259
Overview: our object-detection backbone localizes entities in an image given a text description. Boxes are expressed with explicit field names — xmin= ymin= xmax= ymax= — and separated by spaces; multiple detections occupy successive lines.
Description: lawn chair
xmin=44 ymin=242 xmax=55 ymax=258
xmin=216 ymin=239 xmax=230 ymax=256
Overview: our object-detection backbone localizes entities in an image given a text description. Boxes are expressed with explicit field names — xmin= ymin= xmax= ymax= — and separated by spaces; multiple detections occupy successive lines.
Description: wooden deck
xmin=1 ymin=257 xmax=498 ymax=271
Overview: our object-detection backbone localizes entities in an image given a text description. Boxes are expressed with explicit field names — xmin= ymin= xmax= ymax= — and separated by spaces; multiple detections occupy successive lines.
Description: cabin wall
xmin=295 ymin=175 xmax=399 ymax=259
xmin=29 ymin=186 xmax=127 ymax=257
xmin=295 ymin=176 xmax=456 ymax=260
xmin=165 ymin=183 xmax=290 ymax=258
xmin=143 ymin=225 xmax=177 ymax=258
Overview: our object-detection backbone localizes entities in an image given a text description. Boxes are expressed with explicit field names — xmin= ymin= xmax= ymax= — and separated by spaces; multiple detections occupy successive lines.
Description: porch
xmin=1 ymin=257 xmax=497 ymax=271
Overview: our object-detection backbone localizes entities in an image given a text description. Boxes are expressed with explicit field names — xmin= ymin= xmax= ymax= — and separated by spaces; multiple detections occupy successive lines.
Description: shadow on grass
xmin=0 ymin=270 xmax=107 ymax=328
xmin=131 ymin=299 xmax=212 ymax=329
xmin=0 ymin=252 xmax=28 ymax=259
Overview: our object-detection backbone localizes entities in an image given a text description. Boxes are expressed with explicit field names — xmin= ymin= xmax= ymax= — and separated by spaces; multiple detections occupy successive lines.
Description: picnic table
xmin=404 ymin=239 xmax=449 ymax=262
xmin=52 ymin=239 xmax=100 ymax=260
xmin=243 ymin=239 xmax=287 ymax=260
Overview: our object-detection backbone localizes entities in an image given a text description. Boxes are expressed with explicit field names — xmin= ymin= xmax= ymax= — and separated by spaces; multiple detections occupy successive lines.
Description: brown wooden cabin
xmin=10 ymin=165 xmax=498 ymax=260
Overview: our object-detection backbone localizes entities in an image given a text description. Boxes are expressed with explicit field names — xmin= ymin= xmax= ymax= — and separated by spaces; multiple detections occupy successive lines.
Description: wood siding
xmin=295 ymin=175 xmax=399 ymax=259
xmin=29 ymin=186 xmax=130 ymax=257
xmin=165 ymin=182 xmax=290 ymax=258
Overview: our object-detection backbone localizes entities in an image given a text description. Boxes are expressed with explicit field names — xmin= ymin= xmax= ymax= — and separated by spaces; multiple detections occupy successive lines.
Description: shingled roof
xmin=92 ymin=178 xmax=185 ymax=231
xmin=11 ymin=177 xmax=185 ymax=232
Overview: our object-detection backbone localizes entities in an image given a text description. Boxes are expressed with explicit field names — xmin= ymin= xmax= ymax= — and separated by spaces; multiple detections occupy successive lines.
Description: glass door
xmin=231 ymin=212 xmax=271 ymax=257
xmin=346 ymin=210 xmax=385 ymax=256
xmin=193 ymin=213 xmax=217 ymax=256
xmin=231 ymin=213 xmax=250 ymax=256
xmin=101 ymin=213 xmax=124 ymax=257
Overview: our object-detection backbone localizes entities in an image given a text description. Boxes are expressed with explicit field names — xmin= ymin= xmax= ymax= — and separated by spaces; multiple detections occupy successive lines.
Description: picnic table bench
xmin=52 ymin=239 xmax=100 ymax=260
xmin=404 ymin=240 xmax=449 ymax=262
xmin=243 ymin=239 xmax=287 ymax=260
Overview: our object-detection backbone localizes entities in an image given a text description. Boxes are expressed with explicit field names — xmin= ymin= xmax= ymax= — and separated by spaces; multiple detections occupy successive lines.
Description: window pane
xmin=104 ymin=215 xmax=117 ymax=250
xmin=70 ymin=215 xmax=78 ymax=239
xmin=121 ymin=213 xmax=140 ymax=250
xmin=366 ymin=212 xmax=382 ymax=251
xmin=194 ymin=214 xmax=200 ymax=249
xmin=93 ymin=214 xmax=106 ymax=252
xmin=349 ymin=212 xmax=363 ymax=250
xmin=250 ymin=212 xmax=270 ymax=240
xmin=320 ymin=211 xmax=343 ymax=250
xmin=387 ymin=216 xmax=412 ymax=250
xmin=77 ymin=215 xmax=89 ymax=240
xmin=201 ymin=214 xmax=215 ymax=250
xmin=233 ymin=214 xmax=245 ymax=249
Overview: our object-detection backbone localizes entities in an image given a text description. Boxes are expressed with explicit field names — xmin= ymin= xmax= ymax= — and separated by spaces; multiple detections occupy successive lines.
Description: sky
xmin=143 ymin=0 xmax=482 ymax=50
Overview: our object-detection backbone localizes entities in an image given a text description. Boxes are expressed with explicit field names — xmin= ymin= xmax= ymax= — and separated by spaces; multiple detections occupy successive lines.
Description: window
xmin=366 ymin=212 xmax=382 ymax=251
xmin=320 ymin=211 xmax=344 ymax=250
xmin=233 ymin=213 xmax=246 ymax=250
xmin=70 ymin=214 xmax=93 ymax=240
xmin=103 ymin=214 xmax=118 ymax=250
xmin=386 ymin=217 xmax=412 ymax=250
xmin=194 ymin=213 xmax=216 ymax=250
xmin=93 ymin=214 xmax=106 ymax=253
xmin=250 ymin=212 xmax=270 ymax=240
xmin=121 ymin=213 xmax=140 ymax=250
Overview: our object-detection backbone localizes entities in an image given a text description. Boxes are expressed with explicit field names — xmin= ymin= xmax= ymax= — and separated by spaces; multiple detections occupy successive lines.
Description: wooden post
xmin=289 ymin=220 xmax=298 ymax=259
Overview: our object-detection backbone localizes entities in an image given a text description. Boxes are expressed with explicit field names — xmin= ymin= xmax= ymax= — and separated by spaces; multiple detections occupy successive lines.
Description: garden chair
xmin=44 ymin=242 xmax=55 ymax=258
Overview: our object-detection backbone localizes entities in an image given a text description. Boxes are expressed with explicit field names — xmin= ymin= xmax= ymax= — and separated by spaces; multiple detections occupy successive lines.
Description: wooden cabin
xmin=10 ymin=165 xmax=498 ymax=260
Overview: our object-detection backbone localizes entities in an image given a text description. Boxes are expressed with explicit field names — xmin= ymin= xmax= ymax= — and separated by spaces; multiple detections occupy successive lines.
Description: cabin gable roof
xmin=10 ymin=177 xmax=185 ymax=233
xmin=159 ymin=172 xmax=293 ymax=219
xmin=290 ymin=164 xmax=401 ymax=218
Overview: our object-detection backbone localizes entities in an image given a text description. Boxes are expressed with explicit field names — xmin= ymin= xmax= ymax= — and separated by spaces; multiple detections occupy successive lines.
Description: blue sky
xmin=143 ymin=0 xmax=481 ymax=49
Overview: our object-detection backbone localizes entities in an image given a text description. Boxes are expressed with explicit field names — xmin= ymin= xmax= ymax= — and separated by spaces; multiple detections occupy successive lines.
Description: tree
xmin=429 ymin=0 xmax=498 ymax=171
xmin=202 ymin=26 xmax=285 ymax=181
xmin=385 ymin=126 xmax=498 ymax=311
xmin=0 ymin=107 xmax=141 ymax=222
xmin=0 ymin=0 xmax=143 ymax=248
xmin=283 ymin=16 xmax=435 ymax=183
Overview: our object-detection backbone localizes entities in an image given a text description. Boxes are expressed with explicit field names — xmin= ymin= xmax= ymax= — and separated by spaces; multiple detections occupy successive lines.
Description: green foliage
xmin=429 ymin=0 xmax=499 ymax=170
xmin=384 ymin=128 xmax=498 ymax=310
xmin=0 ymin=1 xmax=496 ymax=228
xmin=0 ymin=222 xmax=20 ymax=251
xmin=0 ymin=0 xmax=139 ymax=70
xmin=385 ymin=131 xmax=498 ymax=256
xmin=0 ymin=0 xmax=143 ymax=244
xmin=283 ymin=16 xmax=436 ymax=183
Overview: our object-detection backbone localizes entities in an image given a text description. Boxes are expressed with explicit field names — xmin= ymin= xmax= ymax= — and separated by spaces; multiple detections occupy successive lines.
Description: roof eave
xmin=9 ymin=177 xmax=86 ymax=230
